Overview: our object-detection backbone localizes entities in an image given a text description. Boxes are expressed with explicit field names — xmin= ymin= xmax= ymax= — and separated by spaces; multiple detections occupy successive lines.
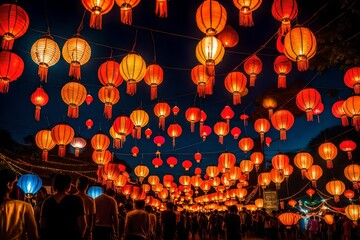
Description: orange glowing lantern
xmin=265 ymin=137 xmax=272 ymax=147
xmin=102 ymin=163 xmax=120 ymax=186
xmin=185 ymin=106 xmax=201 ymax=132
xmin=122 ymin=184 xmax=133 ymax=198
xmin=194 ymin=152 xmax=202 ymax=163
xmin=344 ymin=189 xmax=355 ymax=200
xmin=35 ymin=129 xmax=56 ymax=161
xmin=231 ymin=127 xmax=241 ymax=139
xmin=271 ymin=109 xmax=294 ymax=140
xmin=326 ymin=179 xmax=345 ymax=202
xmin=130 ymin=109 xmax=149 ymax=139
xmin=82 ymin=0 xmax=114 ymax=29
xmin=62 ymin=34 xmax=91 ymax=80
xmin=134 ymin=164 xmax=149 ymax=183
xmin=98 ymin=59 xmax=123 ymax=87
xmin=167 ymin=123 xmax=182 ymax=147
xmin=148 ymin=175 xmax=160 ymax=186
xmin=306 ymin=188 xmax=315 ymax=198
xmin=112 ymin=115 xmax=134 ymax=148
xmin=114 ymin=174 xmax=127 ymax=190
xmin=61 ymin=82 xmax=87 ymax=119
xmin=191 ymin=65 xmax=212 ymax=98
xmin=179 ymin=175 xmax=191 ymax=187
xmin=153 ymin=135 xmax=165 ymax=147
xmin=85 ymin=94 xmax=93 ymax=105
xmin=155 ymin=0 xmax=168 ymax=18
xmin=218 ymin=151 xmax=236 ymax=172
xmin=288 ymin=199 xmax=297 ymax=208
xmin=229 ymin=166 xmax=242 ymax=184
xmin=344 ymin=67 xmax=360 ymax=94
xmin=258 ymin=172 xmax=271 ymax=189
xmin=270 ymin=168 xmax=284 ymax=190
xmin=278 ymin=212 xmax=301 ymax=229
xmin=272 ymin=153 xmax=290 ymax=174
xmin=144 ymin=63 xmax=164 ymax=100
xmin=339 ymin=140 xmax=357 ymax=160
xmin=115 ymin=0 xmax=140 ymax=25
xmin=98 ymin=86 xmax=120 ymax=120
xmin=91 ymin=132 xmax=110 ymax=152
xmin=195 ymin=36 xmax=225 ymax=77
xmin=166 ymin=156 xmax=178 ymax=168
xmin=312 ymin=102 xmax=324 ymax=122
xmin=262 ymin=97 xmax=277 ymax=119
xmin=200 ymin=125 xmax=212 ymax=141
xmin=318 ymin=142 xmax=338 ymax=169
xmin=0 ymin=4 xmax=29 ymax=50
xmin=244 ymin=55 xmax=262 ymax=87
xmin=273 ymin=55 xmax=292 ymax=88
xmin=238 ymin=137 xmax=254 ymax=153
xmin=221 ymin=105 xmax=234 ymax=129
xmin=332 ymin=100 xmax=349 ymax=127
xmin=343 ymin=95 xmax=360 ymax=131
xmin=0 ymin=51 xmax=24 ymax=93
xmin=145 ymin=128 xmax=152 ymax=139
xmin=154 ymin=101 xmax=171 ymax=130
xmin=271 ymin=0 xmax=298 ymax=36
xmin=284 ymin=26 xmax=317 ymax=71
xmin=172 ymin=105 xmax=179 ymax=116
xmin=182 ymin=160 xmax=193 ymax=171
xmin=232 ymin=0 xmax=262 ymax=27
xmin=196 ymin=0 xmax=227 ymax=36
xmin=254 ymin=118 xmax=271 ymax=143
xmin=218 ymin=25 xmax=239 ymax=48
xmin=240 ymin=160 xmax=254 ymax=179
xmin=119 ymin=52 xmax=146 ymax=95
xmin=131 ymin=146 xmax=139 ymax=157
xmin=344 ymin=164 xmax=360 ymax=190
xmin=152 ymin=157 xmax=163 ymax=168
xmin=201 ymin=180 xmax=212 ymax=194
xmin=70 ymin=136 xmax=87 ymax=157
xmin=92 ymin=149 xmax=112 ymax=166
xmin=296 ymin=88 xmax=321 ymax=121
xmin=213 ymin=121 xmax=229 ymax=144
xmin=30 ymin=87 xmax=49 ymax=121
xmin=51 ymin=123 xmax=75 ymax=157
xmin=305 ymin=165 xmax=323 ymax=188
xmin=206 ymin=165 xmax=220 ymax=179
xmin=294 ymin=151 xmax=313 ymax=178
xmin=250 ymin=152 xmax=264 ymax=172
xmin=345 ymin=204 xmax=360 ymax=224
xmin=224 ymin=71 xmax=247 ymax=105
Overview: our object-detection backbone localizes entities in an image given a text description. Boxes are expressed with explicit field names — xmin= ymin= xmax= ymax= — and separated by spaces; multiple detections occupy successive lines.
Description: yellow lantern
xmin=130 ymin=109 xmax=149 ymax=139
xmin=345 ymin=204 xmax=360 ymax=224
xmin=240 ymin=160 xmax=254 ymax=179
xmin=344 ymin=164 xmax=360 ymax=190
xmin=326 ymin=179 xmax=345 ymax=202
xmin=255 ymin=198 xmax=264 ymax=208
xmin=61 ymin=82 xmax=87 ymax=118
xmin=119 ymin=52 xmax=146 ymax=95
xmin=148 ymin=175 xmax=160 ymax=186
xmin=318 ymin=142 xmax=338 ymax=169
xmin=305 ymin=165 xmax=323 ymax=188
xmin=294 ymin=151 xmax=313 ymax=179
xmin=134 ymin=164 xmax=149 ymax=183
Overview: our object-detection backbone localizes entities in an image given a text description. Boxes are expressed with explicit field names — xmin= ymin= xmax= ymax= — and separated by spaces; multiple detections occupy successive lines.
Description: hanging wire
xmin=42 ymin=0 xmax=50 ymax=33
xmin=150 ymin=31 xmax=157 ymax=62
xmin=131 ymin=28 xmax=139 ymax=52
xmin=76 ymin=10 xmax=87 ymax=34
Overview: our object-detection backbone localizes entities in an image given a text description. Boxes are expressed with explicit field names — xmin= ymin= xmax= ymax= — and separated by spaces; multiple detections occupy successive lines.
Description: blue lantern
xmin=17 ymin=174 xmax=43 ymax=198
xmin=87 ymin=186 xmax=103 ymax=199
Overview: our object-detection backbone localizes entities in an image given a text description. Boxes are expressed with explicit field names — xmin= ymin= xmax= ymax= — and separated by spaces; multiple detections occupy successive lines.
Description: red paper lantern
xmin=231 ymin=127 xmax=241 ymax=139
xmin=200 ymin=125 xmax=212 ymax=141
xmin=339 ymin=140 xmax=357 ymax=160
xmin=130 ymin=109 xmax=149 ymax=139
xmin=98 ymin=59 xmax=123 ymax=87
xmin=182 ymin=160 xmax=193 ymax=171
xmin=167 ymin=123 xmax=182 ymax=147
xmin=271 ymin=0 xmax=298 ymax=36
xmin=191 ymin=65 xmax=212 ymax=98
xmin=332 ymin=100 xmax=349 ymax=127
xmin=271 ymin=110 xmax=294 ymax=140
xmin=166 ymin=156 xmax=178 ymax=168
xmin=82 ymin=0 xmax=114 ymax=29
xmin=238 ymin=137 xmax=254 ymax=153
xmin=98 ymin=86 xmax=120 ymax=120
xmin=112 ymin=115 xmax=134 ymax=148
xmin=91 ymin=132 xmax=110 ymax=152
xmin=152 ymin=157 xmax=163 ymax=168
xmin=306 ymin=188 xmax=315 ymax=198
xmin=154 ymin=101 xmax=171 ymax=130
xmin=224 ymin=71 xmax=247 ymax=105
xmin=232 ymin=0 xmax=262 ymax=27
xmin=313 ymin=102 xmax=324 ymax=122
xmin=0 ymin=51 xmax=24 ymax=93
xmin=254 ymin=118 xmax=270 ymax=143
xmin=273 ymin=55 xmax=292 ymax=88
xmin=85 ymin=119 xmax=94 ymax=130
xmin=185 ymin=106 xmax=201 ymax=132
xmin=343 ymin=96 xmax=360 ymax=131
xmin=213 ymin=121 xmax=229 ymax=144
xmin=92 ymin=150 xmax=112 ymax=166
xmin=244 ymin=55 xmax=262 ymax=87
xmin=153 ymin=135 xmax=165 ymax=147
xmin=144 ymin=128 xmax=152 ymax=139
xmin=296 ymin=88 xmax=321 ymax=121
xmin=194 ymin=167 xmax=202 ymax=176
xmin=131 ymin=146 xmax=139 ymax=157
xmin=344 ymin=67 xmax=360 ymax=94
xmin=85 ymin=94 xmax=93 ymax=105
xmin=196 ymin=0 xmax=227 ymax=36
xmin=172 ymin=105 xmax=180 ymax=116
xmin=30 ymin=87 xmax=49 ymax=121
xmin=221 ymin=105 xmax=234 ymax=128
xmin=115 ymin=0 xmax=140 ymax=25
xmin=265 ymin=137 xmax=272 ymax=147
xmin=199 ymin=110 xmax=207 ymax=129
xmin=217 ymin=25 xmax=239 ymax=48
xmin=240 ymin=113 xmax=249 ymax=126
xmin=272 ymin=153 xmax=290 ymax=174
xmin=194 ymin=152 xmax=202 ymax=163
xmin=144 ymin=63 xmax=164 ymax=100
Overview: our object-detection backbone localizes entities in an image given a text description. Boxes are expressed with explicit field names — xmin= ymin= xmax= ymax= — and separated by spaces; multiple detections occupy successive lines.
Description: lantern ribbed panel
xmin=273 ymin=55 xmax=292 ymax=88
xmin=294 ymin=152 xmax=313 ymax=178
xmin=0 ymin=4 xmax=29 ymax=50
xmin=102 ymin=163 xmax=120 ymax=182
xmin=191 ymin=65 xmax=212 ymax=98
xmin=238 ymin=137 xmax=254 ymax=153
xmin=196 ymin=0 xmax=227 ymax=36
xmin=271 ymin=110 xmax=294 ymax=140
xmin=344 ymin=164 xmax=360 ymax=189
xmin=61 ymin=82 xmax=87 ymax=118
xmin=262 ymin=97 xmax=277 ymax=119
xmin=272 ymin=154 xmax=290 ymax=172
xmin=344 ymin=67 xmax=360 ymax=94
xmin=326 ymin=180 xmax=345 ymax=202
xmin=244 ymin=55 xmax=262 ymax=86
xmin=318 ymin=142 xmax=338 ymax=169
xmin=339 ymin=140 xmax=357 ymax=160
xmin=343 ymin=96 xmax=360 ymax=131
xmin=0 ymin=51 xmax=24 ymax=93
xmin=185 ymin=106 xmax=201 ymax=132
xmin=154 ymin=102 xmax=171 ymax=130
xmin=224 ymin=71 xmax=247 ymax=105
xmin=345 ymin=204 xmax=360 ymax=223
xmin=91 ymin=132 xmax=110 ymax=152
xmin=51 ymin=123 xmax=75 ymax=157
xmin=130 ymin=109 xmax=149 ymax=139
xmin=119 ymin=53 xmax=146 ymax=95
xmin=218 ymin=25 xmax=239 ymax=48
xmin=305 ymin=165 xmax=323 ymax=187
xmin=271 ymin=0 xmax=298 ymax=36
xmin=98 ymin=60 xmax=123 ymax=87
xmin=213 ymin=121 xmax=229 ymax=144
xmin=134 ymin=164 xmax=149 ymax=180
xmin=296 ymin=88 xmax=321 ymax=121
xmin=81 ymin=0 xmax=114 ymax=29
xmin=35 ymin=129 xmax=56 ymax=161
xmin=98 ymin=86 xmax=120 ymax=119
xmin=331 ymin=100 xmax=349 ymax=127
xmin=144 ymin=63 xmax=164 ymax=100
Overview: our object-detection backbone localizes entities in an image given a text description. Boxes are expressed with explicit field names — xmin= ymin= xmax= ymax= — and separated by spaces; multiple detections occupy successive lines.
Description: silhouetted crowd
xmin=1 ymin=168 xmax=360 ymax=240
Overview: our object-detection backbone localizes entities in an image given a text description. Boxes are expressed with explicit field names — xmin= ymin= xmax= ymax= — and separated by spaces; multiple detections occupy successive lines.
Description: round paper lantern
xmin=152 ymin=157 xmax=163 ymax=168
xmin=102 ymin=163 xmax=120 ymax=186
xmin=339 ymin=140 xmax=357 ymax=160
xmin=262 ymin=97 xmax=277 ymax=119
xmin=206 ymin=165 xmax=220 ymax=179
xmin=87 ymin=186 xmax=103 ymax=199
xmin=326 ymin=179 xmax=345 ymax=202
xmin=232 ymin=0 xmax=262 ymax=27
xmin=294 ymin=151 xmax=313 ymax=178
xmin=17 ymin=174 xmax=42 ymax=198
xmin=35 ymin=129 xmax=56 ymax=161
xmin=145 ymin=128 xmax=152 ymax=139
xmin=98 ymin=59 xmax=123 ymax=87
xmin=134 ymin=164 xmax=149 ymax=183
xmin=155 ymin=0 xmax=168 ymax=18
xmin=179 ymin=175 xmax=191 ymax=187
xmin=0 ymin=4 xmax=29 ymax=50
xmin=288 ymin=199 xmax=297 ymax=208
xmin=144 ymin=63 xmax=164 ymax=100
xmin=255 ymin=198 xmax=264 ymax=209
xmin=213 ymin=121 xmax=229 ymax=144
xmin=306 ymin=188 xmax=315 ymax=198
xmin=323 ymin=214 xmax=334 ymax=225
xmin=167 ymin=123 xmax=182 ymax=147
xmin=254 ymin=118 xmax=270 ymax=143
xmin=271 ymin=109 xmax=294 ymax=140
xmin=305 ymin=165 xmax=323 ymax=188
xmin=284 ymin=26 xmax=317 ymax=71
xmin=274 ymin=55 xmax=292 ymax=88
xmin=166 ymin=156 xmax=178 ymax=168
xmin=296 ymin=88 xmax=321 ymax=121
xmin=92 ymin=150 xmax=112 ymax=166
xmin=194 ymin=167 xmax=202 ymax=176
xmin=240 ymin=160 xmax=254 ymax=179
xmin=271 ymin=0 xmax=298 ymax=36
xmin=345 ymin=204 xmax=360 ymax=224
xmin=218 ymin=151 xmax=236 ymax=172
xmin=318 ymin=142 xmax=338 ymax=169
xmin=112 ymin=115 xmax=134 ymax=148
xmin=238 ymin=137 xmax=254 ymax=153
xmin=85 ymin=94 xmax=93 ymax=105
xmin=154 ymin=101 xmax=171 ymax=130
xmin=265 ymin=137 xmax=272 ymax=147
xmin=244 ymin=55 xmax=262 ymax=87
xmin=344 ymin=164 xmax=360 ymax=189
xmin=195 ymin=36 xmax=225 ymax=77
xmin=312 ymin=102 xmax=324 ymax=122
xmin=272 ymin=153 xmax=290 ymax=174
xmin=130 ymin=109 xmax=149 ymax=139
xmin=70 ymin=136 xmax=87 ymax=157
xmin=115 ymin=0 xmax=140 ymax=25
xmin=217 ymin=25 xmax=239 ymax=48
xmin=148 ymin=175 xmax=160 ymax=186
xmin=343 ymin=95 xmax=360 ymax=131
xmin=270 ymin=168 xmax=284 ymax=190
xmin=229 ymin=166 xmax=242 ymax=183
xmin=185 ymin=106 xmax=201 ymax=132
xmin=221 ymin=105 xmax=234 ymax=128
xmin=200 ymin=125 xmax=212 ymax=141
xmin=119 ymin=52 xmax=146 ymax=95
xmin=224 ymin=71 xmax=247 ymax=105
xmin=332 ymin=100 xmax=349 ymax=127
xmin=231 ymin=127 xmax=241 ymax=139
xmin=258 ymin=172 xmax=271 ymax=189
xmin=344 ymin=189 xmax=355 ymax=200
xmin=182 ymin=160 xmax=193 ymax=171
xmin=62 ymin=34 xmax=91 ymax=80
xmin=61 ymin=82 xmax=87 ymax=118
xmin=172 ymin=105 xmax=179 ymax=116
xmin=344 ymin=67 xmax=360 ymax=94
xmin=278 ymin=212 xmax=301 ymax=229
xmin=193 ymin=152 xmax=202 ymax=164
xmin=51 ymin=123 xmax=75 ymax=157
xmin=98 ymin=86 xmax=120 ymax=120
xmin=250 ymin=152 xmax=264 ymax=172
xmin=196 ymin=0 xmax=227 ymax=36
xmin=30 ymin=87 xmax=49 ymax=121
xmin=131 ymin=146 xmax=139 ymax=157
xmin=191 ymin=65 xmax=213 ymax=98
xmin=31 ymin=33 xmax=61 ymax=82
xmin=0 ymin=51 xmax=24 ymax=93
xmin=91 ymin=132 xmax=110 ymax=153
xmin=82 ymin=0 xmax=114 ymax=29
xmin=109 ymin=125 xmax=125 ymax=148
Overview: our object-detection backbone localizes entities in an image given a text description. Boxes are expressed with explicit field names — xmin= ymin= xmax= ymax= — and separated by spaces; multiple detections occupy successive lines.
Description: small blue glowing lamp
xmin=87 ymin=186 xmax=103 ymax=199
xmin=17 ymin=174 xmax=43 ymax=198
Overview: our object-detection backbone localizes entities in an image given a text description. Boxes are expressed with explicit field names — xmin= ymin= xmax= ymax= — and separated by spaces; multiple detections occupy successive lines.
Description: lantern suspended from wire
xmin=145 ymin=128 xmax=152 ymax=139
xmin=30 ymin=87 xmax=49 ymax=121
xmin=296 ymin=88 xmax=321 ymax=121
xmin=185 ymin=106 xmax=201 ymax=132
xmin=166 ymin=156 xmax=178 ymax=168
xmin=306 ymin=188 xmax=315 ymax=198
xmin=345 ymin=204 xmax=360 ymax=225
xmin=82 ymin=0 xmax=115 ymax=30
xmin=86 ymin=94 xmax=93 ymax=105
xmin=270 ymin=168 xmax=284 ymax=190
xmin=61 ymin=82 xmax=87 ymax=118
xmin=273 ymin=55 xmax=292 ymax=88
xmin=294 ymin=151 xmax=313 ymax=179
xmin=115 ymin=0 xmax=140 ymax=25
xmin=318 ymin=142 xmax=338 ymax=169
xmin=284 ymin=26 xmax=316 ymax=71
xmin=271 ymin=0 xmax=298 ymax=36
xmin=130 ymin=109 xmax=149 ymax=139
xmin=112 ymin=115 xmax=134 ymax=148
xmin=155 ymin=0 xmax=168 ymax=18
xmin=98 ymin=86 xmax=120 ymax=120
xmin=17 ymin=174 xmax=42 ymax=198
xmin=119 ymin=52 xmax=146 ymax=95
xmin=344 ymin=67 xmax=360 ymax=94
xmin=305 ymin=165 xmax=323 ymax=188
xmin=98 ymin=59 xmax=123 ymax=87
xmin=272 ymin=153 xmax=290 ymax=175
xmin=131 ymin=146 xmax=139 ymax=157
xmin=154 ymin=101 xmax=171 ymax=130
xmin=254 ymin=118 xmax=270 ymax=143
xmin=35 ymin=129 xmax=56 ymax=161
xmin=70 ymin=136 xmax=87 ymax=157
xmin=191 ymin=65 xmax=213 ymax=98
xmin=217 ymin=25 xmax=239 ymax=48
xmin=262 ymin=97 xmax=277 ymax=119
xmin=221 ymin=105 xmax=234 ymax=129
xmin=238 ymin=137 xmax=254 ymax=153
xmin=134 ymin=164 xmax=149 ymax=184
xmin=31 ymin=33 xmax=61 ymax=82
xmin=224 ymin=71 xmax=247 ymax=105
xmin=167 ymin=123 xmax=182 ymax=147
xmin=0 ymin=4 xmax=29 ymax=50
xmin=92 ymin=150 xmax=112 ymax=168
xmin=152 ymin=157 xmax=163 ymax=168
xmin=200 ymin=125 xmax=212 ymax=141
xmin=51 ymin=123 xmax=75 ymax=157
xmin=144 ymin=63 xmax=164 ymax=100
xmin=326 ymin=179 xmax=345 ymax=203
xmin=196 ymin=0 xmax=227 ymax=36
xmin=339 ymin=140 xmax=357 ymax=160
xmin=231 ymin=127 xmax=241 ymax=139
xmin=250 ymin=152 xmax=263 ymax=172
xmin=244 ymin=55 xmax=262 ymax=87
xmin=213 ymin=121 xmax=229 ymax=144
xmin=62 ymin=34 xmax=91 ymax=80
xmin=0 ymin=51 xmax=24 ymax=93
xmin=271 ymin=110 xmax=294 ymax=140
xmin=232 ymin=0 xmax=262 ymax=27
xmin=91 ymin=131 xmax=110 ymax=152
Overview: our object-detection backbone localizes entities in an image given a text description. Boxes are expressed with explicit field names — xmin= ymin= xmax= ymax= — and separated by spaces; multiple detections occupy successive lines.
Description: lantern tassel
xmin=249 ymin=74 xmax=257 ymax=87
xmin=202 ymin=136 xmax=206 ymax=142
xmin=136 ymin=126 xmax=141 ymax=139
xmin=278 ymin=74 xmax=286 ymax=88
xmin=155 ymin=0 xmax=168 ymax=18
xmin=113 ymin=138 xmax=121 ymax=149
xmin=106 ymin=180 xmax=113 ymax=189
xmin=150 ymin=85 xmax=158 ymax=100
xmin=0 ymin=79 xmax=10 ymax=93
xmin=268 ymin=109 xmax=274 ymax=119
xmin=306 ymin=110 xmax=314 ymax=121
xmin=280 ymin=129 xmax=287 ymax=140
xmin=38 ymin=64 xmax=49 ymax=82
xmin=341 ymin=115 xmax=349 ymax=127
xmin=159 ymin=117 xmax=165 ymax=130
xmin=97 ymin=166 xmax=104 ymax=183
xmin=326 ymin=160 xmax=333 ymax=169
xmin=354 ymin=83 xmax=360 ymax=94
xmin=58 ymin=145 xmax=66 ymax=157
xmin=90 ymin=12 xmax=103 ymax=30
xmin=42 ymin=150 xmax=49 ymax=161
xmin=312 ymin=181 xmax=317 ymax=188
xmin=353 ymin=183 xmax=358 ymax=190
xmin=205 ymin=61 xmax=215 ymax=77
xmin=239 ymin=11 xmax=254 ymax=27
xmin=172 ymin=137 xmax=176 ymax=147
xmin=35 ymin=105 xmax=41 ymax=121
xmin=126 ymin=81 xmax=137 ymax=96
xmin=190 ymin=122 xmax=195 ymax=133
xmin=219 ymin=135 xmax=224 ymax=144
xmin=75 ymin=148 xmax=80 ymax=157
xmin=280 ymin=20 xmax=291 ymax=36
xmin=120 ymin=7 xmax=133 ymax=25
xmin=67 ymin=105 xmax=79 ymax=118
xmin=354 ymin=117 xmax=360 ymax=131
xmin=346 ymin=151 xmax=352 ymax=160
xmin=301 ymin=169 xmax=306 ymax=179
xmin=296 ymin=57 xmax=309 ymax=72
xmin=260 ymin=132 xmax=264 ymax=143
xmin=334 ymin=195 xmax=340 ymax=203
xmin=104 ymin=104 xmax=113 ymax=120
xmin=1 ymin=37 xmax=14 ymax=50
xmin=205 ymin=82 xmax=213 ymax=95
xmin=233 ymin=93 xmax=241 ymax=105
xmin=69 ymin=62 xmax=81 ymax=79
xmin=198 ymin=85 xmax=206 ymax=98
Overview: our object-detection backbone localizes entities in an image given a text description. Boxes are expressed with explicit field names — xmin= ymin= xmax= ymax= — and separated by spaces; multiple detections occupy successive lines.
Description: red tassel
xmin=42 ymin=150 xmax=49 ymax=161
xmin=190 ymin=122 xmax=195 ymax=133
xmin=58 ymin=145 xmax=66 ymax=157
xmin=90 ymin=12 xmax=103 ymax=30
xmin=341 ymin=115 xmax=349 ymax=127
xmin=301 ymin=169 xmax=306 ymax=179
xmin=150 ymin=85 xmax=157 ymax=100
xmin=296 ymin=57 xmax=309 ymax=71
xmin=155 ymin=0 xmax=168 ymax=18
xmin=268 ymin=109 xmax=274 ymax=119
xmin=347 ymin=151 xmax=352 ymax=160
xmin=219 ymin=136 xmax=224 ymax=144
xmin=172 ymin=137 xmax=175 ymax=147
xmin=354 ymin=83 xmax=360 ymax=94
xmin=75 ymin=148 xmax=80 ymax=157
xmin=69 ymin=62 xmax=81 ymax=79
xmin=326 ymin=160 xmax=333 ymax=169
xmin=280 ymin=129 xmax=287 ymax=140
xmin=136 ymin=127 xmax=141 ymax=139
xmin=126 ymin=81 xmax=137 ymax=96
xmin=67 ymin=105 xmax=79 ymax=118
xmin=1 ymin=37 xmax=14 ymax=50
xmin=205 ymin=61 xmax=215 ymax=77
xmin=113 ymin=138 xmax=121 ymax=149
xmin=260 ymin=132 xmax=264 ymax=143
xmin=306 ymin=110 xmax=314 ymax=122
xmin=354 ymin=117 xmax=360 ymax=131
xmin=106 ymin=180 xmax=113 ymax=189
xmin=35 ymin=105 xmax=41 ymax=121
xmin=334 ymin=195 xmax=339 ymax=203
xmin=159 ymin=117 xmax=165 ymax=130
xmin=280 ymin=20 xmax=291 ymax=36
xmin=0 ymin=79 xmax=10 ymax=93
xmin=120 ymin=7 xmax=132 ymax=25
xmin=104 ymin=104 xmax=113 ymax=120
xmin=312 ymin=181 xmax=317 ymax=188
xmin=249 ymin=74 xmax=256 ymax=87
xmin=38 ymin=64 xmax=49 ymax=82
xmin=278 ymin=74 xmax=286 ymax=88
xmin=197 ymin=84 xmax=206 ymax=98
xmin=233 ymin=93 xmax=241 ymax=105
xmin=239 ymin=11 xmax=254 ymax=27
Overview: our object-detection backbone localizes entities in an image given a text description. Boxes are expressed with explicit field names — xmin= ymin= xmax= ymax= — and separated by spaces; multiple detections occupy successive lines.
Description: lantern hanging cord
xmin=150 ymin=31 xmax=157 ymax=62
xmin=76 ymin=10 xmax=87 ymax=34
xmin=42 ymin=0 xmax=51 ymax=33
xmin=131 ymin=28 xmax=139 ymax=52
